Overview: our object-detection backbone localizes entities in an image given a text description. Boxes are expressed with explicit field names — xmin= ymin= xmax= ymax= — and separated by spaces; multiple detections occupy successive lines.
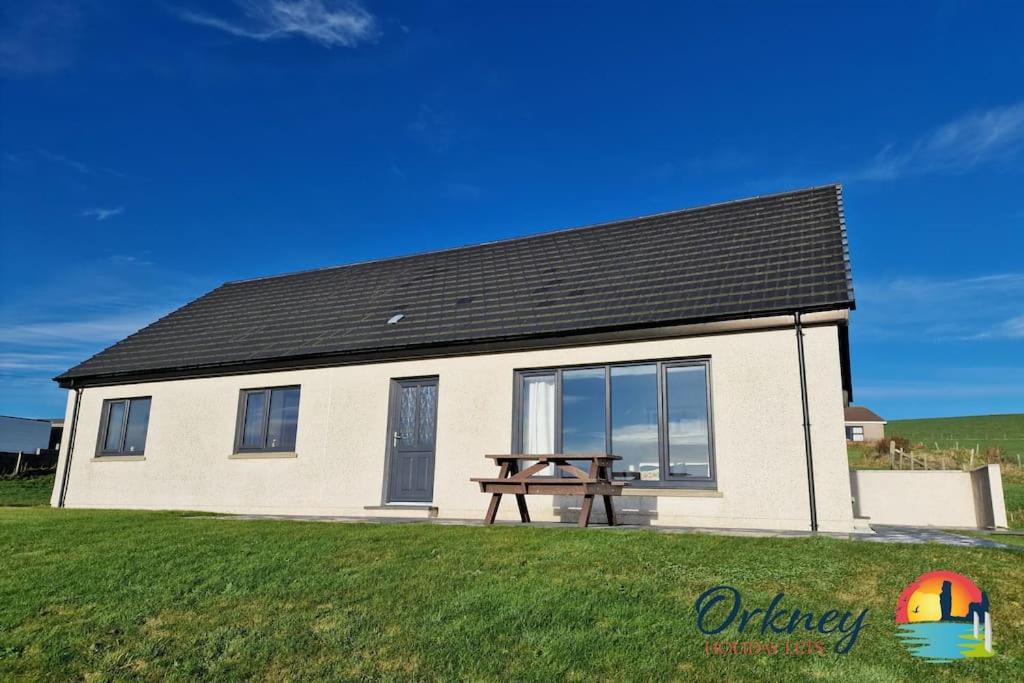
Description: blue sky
xmin=1 ymin=1 xmax=1022 ymax=420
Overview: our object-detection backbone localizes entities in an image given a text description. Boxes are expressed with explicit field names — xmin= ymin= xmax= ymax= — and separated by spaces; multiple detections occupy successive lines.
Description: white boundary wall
xmin=850 ymin=465 xmax=1008 ymax=529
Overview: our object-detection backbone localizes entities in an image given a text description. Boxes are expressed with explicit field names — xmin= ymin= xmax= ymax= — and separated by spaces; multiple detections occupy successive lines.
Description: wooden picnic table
xmin=471 ymin=454 xmax=625 ymax=528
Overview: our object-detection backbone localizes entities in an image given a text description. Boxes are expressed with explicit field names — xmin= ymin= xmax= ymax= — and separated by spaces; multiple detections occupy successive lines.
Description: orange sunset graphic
xmin=895 ymin=571 xmax=994 ymax=662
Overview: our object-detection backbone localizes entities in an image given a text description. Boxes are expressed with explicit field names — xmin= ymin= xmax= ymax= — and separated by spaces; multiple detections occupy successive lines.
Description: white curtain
xmin=523 ymin=375 xmax=555 ymax=455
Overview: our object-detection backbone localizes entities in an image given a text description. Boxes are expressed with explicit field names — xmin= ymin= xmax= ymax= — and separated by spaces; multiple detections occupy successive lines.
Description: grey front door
xmin=386 ymin=378 xmax=439 ymax=502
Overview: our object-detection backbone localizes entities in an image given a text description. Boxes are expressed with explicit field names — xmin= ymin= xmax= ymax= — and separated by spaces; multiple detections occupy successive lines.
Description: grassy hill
xmin=888 ymin=413 xmax=1024 ymax=459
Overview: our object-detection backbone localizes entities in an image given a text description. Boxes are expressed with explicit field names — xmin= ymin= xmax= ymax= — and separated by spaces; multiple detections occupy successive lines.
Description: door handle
xmin=393 ymin=431 xmax=406 ymax=447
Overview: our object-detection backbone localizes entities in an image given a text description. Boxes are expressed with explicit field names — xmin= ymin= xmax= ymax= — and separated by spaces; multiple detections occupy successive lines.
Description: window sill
xmin=91 ymin=455 xmax=146 ymax=462
xmin=621 ymin=488 xmax=722 ymax=498
xmin=229 ymin=452 xmax=298 ymax=460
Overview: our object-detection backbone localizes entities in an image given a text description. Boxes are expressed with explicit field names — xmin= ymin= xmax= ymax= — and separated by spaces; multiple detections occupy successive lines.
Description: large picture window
xmin=235 ymin=386 xmax=301 ymax=453
xmin=514 ymin=360 xmax=715 ymax=487
xmin=97 ymin=397 xmax=152 ymax=456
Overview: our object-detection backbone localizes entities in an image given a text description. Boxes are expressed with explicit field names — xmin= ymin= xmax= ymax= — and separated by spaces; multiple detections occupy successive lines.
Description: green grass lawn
xmin=0 ymin=473 xmax=54 ymax=507
xmin=1003 ymin=475 xmax=1024 ymax=529
xmin=962 ymin=532 xmax=1024 ymax=549
xmin=888 ymin=413 xmax=1024 ymax=458
xmin=0 ymin=508 xmax=1021 ymax=681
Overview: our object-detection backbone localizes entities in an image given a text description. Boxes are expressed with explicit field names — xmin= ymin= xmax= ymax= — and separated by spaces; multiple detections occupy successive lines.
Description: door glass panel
xmin=562 ymin=368 xmax=606 ymax=476
xmin=611 ymin=364 xmax=659 ymax=481
xmin=266 ymin=388 xmax=300 ymax=450
xmin=666 ymin=365 xmax=711 ymax=478
xmin=241 ymin=391 xmax=267 ymax=448
xmin=417 ymin=384 xmax=437 ymax=446
xmin=103 ymin=401 xmax=126 ymax=451
xmin=399 ymin=386 xmax=417 ymax=445
xmin=123 ymin=398 xmax=151 ymax=453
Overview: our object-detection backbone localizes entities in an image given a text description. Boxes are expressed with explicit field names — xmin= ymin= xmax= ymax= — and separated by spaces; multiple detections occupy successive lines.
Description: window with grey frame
xmin=513 ymin=359 xmax=715 ymax=488
xmin=97 ymin=397 xmax=152 ymax=456
xmin=234 ymin=386 xmax=301 ymax=453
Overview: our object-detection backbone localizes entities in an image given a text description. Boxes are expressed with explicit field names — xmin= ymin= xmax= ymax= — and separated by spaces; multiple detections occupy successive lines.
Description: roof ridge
xmin=224 ymin=184 xmax=841 ymax=286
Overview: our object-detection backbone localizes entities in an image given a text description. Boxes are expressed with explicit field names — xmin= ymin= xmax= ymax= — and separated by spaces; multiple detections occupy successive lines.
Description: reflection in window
xmin=611 ymin=364 xmax=659 ymax=481
xmin=123 ymin=399 xmax=151 ymax=453
xmin=237 ymin=387 xmax=300 ymax=452
xmin=99 ymin=397 xmax=151 ymax=455
xmin=562 ymin=368 xmax=606 ymax=453
xmin=241 ymin=391 xmax=267 ymax=449
xmin=515 ymin=360 xmax=714 ymax=486
xmin=103 ymin=401 xmax=126 ymax=451
xmin=563 ymin=368 xmax=607 ymax=479
xmin=666 ymin=365 xmax=711 ymax=478
xmin=266 ymin=388 xmax=301 ymax=450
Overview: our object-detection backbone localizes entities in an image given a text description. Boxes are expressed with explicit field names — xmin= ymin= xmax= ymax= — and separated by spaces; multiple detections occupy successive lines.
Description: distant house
xmin=844 ymin=406 xmax=886 ymax=442
xmin=51 ymin=185 xmax=862 ymax=532
xmin=0 ymin=416 xmax=53 ymax=453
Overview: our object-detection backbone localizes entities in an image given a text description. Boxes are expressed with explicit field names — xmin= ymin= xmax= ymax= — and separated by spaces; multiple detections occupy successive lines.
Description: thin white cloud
xmin=38 ymin=149 xmax=126 ymax=178
xmin=0 ymin=256 xmax=212 ymax=416
xmin=972 ymin=314 xmax=1024 ymax=341
xmin=81 ymin=206 xmax=125 ymax=221
xmin=0 ymin=312 xmax=166 ymax=347
xmin=854 ymin=273 xmax=1024 ymax=342
xmin=857 ymin=381 xmax=1024 ymax=400
xmin=442 ymin=182 xmax=481 ymax=200
xmin=0 ymin=1 xmax=80 ymax=77
xmin=853 ymin=102 xmax=1024 ymax=181
xmin=174 ymin=0 xmax=379 ymax=48
xmin=0 ymin=352 xmax=84 ymax=371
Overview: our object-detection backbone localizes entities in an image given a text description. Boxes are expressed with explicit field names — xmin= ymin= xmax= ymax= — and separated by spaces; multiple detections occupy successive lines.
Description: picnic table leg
xmin=602 ymin=495 xmax=616 ymax=526
xmin=515 ymin=494 xmax=530 ymax=523
xmin=596 ymin=462 xmax=616 ymax=526
xmin=484 ymin=493 xmax=502 ymax=525
xmin=484 ymin=460 xmax=512 ymax=525
xmin=578 ymin=494 xmax=594 ymax=528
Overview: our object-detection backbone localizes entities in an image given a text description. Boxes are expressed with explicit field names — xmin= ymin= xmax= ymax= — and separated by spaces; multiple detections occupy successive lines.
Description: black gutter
xmin=56 ymin=388 xmax=82 ymax=508
xmin=794 ymin=312 xmax=818 ymax=532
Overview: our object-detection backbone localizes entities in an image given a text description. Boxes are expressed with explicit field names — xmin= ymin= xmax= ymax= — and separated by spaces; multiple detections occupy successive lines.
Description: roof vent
xmin=387 ymin=314 xmax=405 ymax=325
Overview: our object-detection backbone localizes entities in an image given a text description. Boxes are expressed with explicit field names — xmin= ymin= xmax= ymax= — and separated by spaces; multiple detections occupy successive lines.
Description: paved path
xmin=203 ymin=514 xmax=1019 ymax=549
xmin=867 ymin=525 xmax=1014 ymax=549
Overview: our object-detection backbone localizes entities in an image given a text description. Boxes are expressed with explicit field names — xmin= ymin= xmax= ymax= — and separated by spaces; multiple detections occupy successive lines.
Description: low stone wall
xmin=849 ymin=465 xmax=1007 ymax=529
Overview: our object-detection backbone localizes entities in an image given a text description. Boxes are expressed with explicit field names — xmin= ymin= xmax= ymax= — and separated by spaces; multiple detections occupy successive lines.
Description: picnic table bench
xmin=471 ymin=454 xmax=625 ymax=527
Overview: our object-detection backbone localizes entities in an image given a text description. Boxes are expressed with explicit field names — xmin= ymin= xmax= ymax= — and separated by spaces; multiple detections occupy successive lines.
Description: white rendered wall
xmin=52 ymin=324 xmax=854 ymax=532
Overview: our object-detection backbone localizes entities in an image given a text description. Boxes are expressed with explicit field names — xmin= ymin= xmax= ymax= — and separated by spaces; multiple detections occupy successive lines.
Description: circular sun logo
xmin=895 ymin=570 xmax=994 ymax=662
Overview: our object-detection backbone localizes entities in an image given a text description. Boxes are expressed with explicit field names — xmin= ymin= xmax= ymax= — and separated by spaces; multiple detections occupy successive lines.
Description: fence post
xmin=14 ymin=451 xmax=23 ymax=476
xmin=890 ymin=440 xmax=895 ymax=469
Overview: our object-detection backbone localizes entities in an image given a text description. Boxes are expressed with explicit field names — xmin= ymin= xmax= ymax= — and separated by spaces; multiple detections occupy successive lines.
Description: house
xmin=0 ymin=415 xmax=54 ymax=454
xmin=844 ymin=406 xmax=886 ymax=442
xmin=51 ymin=185 xmax=859 ymax=532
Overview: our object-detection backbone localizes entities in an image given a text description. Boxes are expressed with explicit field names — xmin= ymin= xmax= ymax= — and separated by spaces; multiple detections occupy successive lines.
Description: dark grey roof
xmin=57 ymin=185 xmax=855 ymax=386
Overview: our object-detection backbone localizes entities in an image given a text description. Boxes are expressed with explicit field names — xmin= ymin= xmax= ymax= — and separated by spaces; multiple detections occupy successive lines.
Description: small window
xmin=97 ymin=397 xmax=151 ymax=455
xmin=846 ymin=425 xmax=865 ymax=442
xmin=235 ymin=386 xmax=300 ymax=452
